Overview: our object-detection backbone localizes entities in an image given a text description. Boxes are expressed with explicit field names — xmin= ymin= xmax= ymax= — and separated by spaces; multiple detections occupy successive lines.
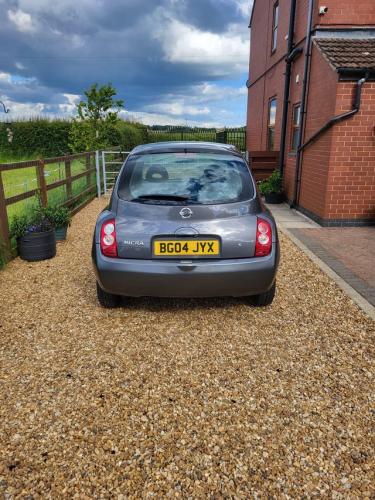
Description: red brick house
xmin=246 ymin=0 xmax=375 ymax=226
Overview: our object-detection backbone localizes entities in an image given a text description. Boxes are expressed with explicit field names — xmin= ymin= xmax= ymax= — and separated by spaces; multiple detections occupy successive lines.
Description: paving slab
xmin=267 ymin=203 xmax=375 ymax=316
xmin=290 ymin=228 xmax=375 ymax=307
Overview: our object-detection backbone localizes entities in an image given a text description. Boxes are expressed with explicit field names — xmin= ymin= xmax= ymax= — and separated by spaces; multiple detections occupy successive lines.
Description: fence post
xmin=101 ymin=150 xmax=107 ymax=194
xmin=0 ymin=171 xmax=11 ymax=256
xmin=86 ymin=153 xmax=91 ymax=188
xmin=65 ymin=158 xmax=72 ymax=201
xmin=36 ymin=160 xmax=48 ymax=207
xmin=96 ymin=151 xmax=101 ymax=198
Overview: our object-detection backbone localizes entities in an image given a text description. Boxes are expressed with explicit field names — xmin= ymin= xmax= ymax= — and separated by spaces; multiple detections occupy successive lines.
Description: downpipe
xmin=290 ymin=0 xmax=315 ymax=208
xmin=292 ymin=74 xmax=368 ymax=207
xmin=278 ymin=0 xmax=298 ymax=178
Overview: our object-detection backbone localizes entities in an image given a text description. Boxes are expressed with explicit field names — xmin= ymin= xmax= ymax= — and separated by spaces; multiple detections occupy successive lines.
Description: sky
xmin=0 ymin=0 xmax=253 ymax=128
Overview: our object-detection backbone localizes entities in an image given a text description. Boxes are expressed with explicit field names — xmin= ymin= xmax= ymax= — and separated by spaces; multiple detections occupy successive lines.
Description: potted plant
xmin=10 ymin=213 xmax=56 ymax=262
xmin=39 ymin=206 xmax=72 ymax=241
xmin=258 ymin=170 xmax=284 ymax=204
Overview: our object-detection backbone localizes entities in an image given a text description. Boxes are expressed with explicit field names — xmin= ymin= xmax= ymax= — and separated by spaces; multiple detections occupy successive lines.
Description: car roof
xmin=130 ymin=141 xmax=243 ymax=156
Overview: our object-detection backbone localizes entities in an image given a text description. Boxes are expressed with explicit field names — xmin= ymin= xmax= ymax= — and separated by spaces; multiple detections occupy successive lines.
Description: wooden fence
xmin=248 ymin=151 xmax=279 ymax=181
xmin=0 ymin=152 xmax=97 ymax=254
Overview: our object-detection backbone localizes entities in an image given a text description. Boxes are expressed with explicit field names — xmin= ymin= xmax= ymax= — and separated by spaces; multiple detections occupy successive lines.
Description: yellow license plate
xmin=154 ymin=239 xmax=220 ymax=257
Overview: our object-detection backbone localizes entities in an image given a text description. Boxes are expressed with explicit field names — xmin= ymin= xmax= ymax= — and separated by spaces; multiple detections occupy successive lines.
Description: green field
xmin=0 ymin=154 xmax=95 ymax=222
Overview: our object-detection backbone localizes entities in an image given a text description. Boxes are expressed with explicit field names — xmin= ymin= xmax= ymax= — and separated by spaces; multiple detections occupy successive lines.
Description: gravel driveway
xmin=0 ymin=198 xmax=374 ymax=498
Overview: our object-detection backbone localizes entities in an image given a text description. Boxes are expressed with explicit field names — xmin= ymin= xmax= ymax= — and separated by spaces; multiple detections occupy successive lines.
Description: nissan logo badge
xmin=179 ymin=208 xmax=193 ymax=219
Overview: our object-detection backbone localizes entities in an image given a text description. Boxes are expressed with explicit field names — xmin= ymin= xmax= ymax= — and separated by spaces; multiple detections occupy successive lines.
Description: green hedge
xmin=116 ymin=121 xmax=148 ymax=150
xmin=0 ymin=119 xmax=71 ymax=158
xmin=0 ymin=118 xmax=149 ymax=159
xmin=0 ymin=119 xmax=245 ymax=160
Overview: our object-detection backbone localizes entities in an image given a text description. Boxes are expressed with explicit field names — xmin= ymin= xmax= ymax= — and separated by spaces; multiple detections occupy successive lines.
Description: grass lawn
xmin=0 ymin=154 xmax=96 ymax=222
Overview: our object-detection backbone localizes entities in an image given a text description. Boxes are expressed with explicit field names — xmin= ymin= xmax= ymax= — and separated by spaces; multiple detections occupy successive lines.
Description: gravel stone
xmin=0 ymin=198 xmax=374 ymax=497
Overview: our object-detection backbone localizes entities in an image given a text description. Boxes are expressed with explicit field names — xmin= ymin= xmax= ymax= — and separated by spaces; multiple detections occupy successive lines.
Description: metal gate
xmin=95 ymin=144 xmax=248 ymax=197
xmin=96 ymin=150 xmax=130 ymax=197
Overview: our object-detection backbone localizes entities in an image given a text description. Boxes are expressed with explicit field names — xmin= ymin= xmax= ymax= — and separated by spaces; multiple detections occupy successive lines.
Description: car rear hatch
xmin=113 ymin=149 xmax=259 ymax=259
xmin=115 ymin=199 xmax=258 ymax=259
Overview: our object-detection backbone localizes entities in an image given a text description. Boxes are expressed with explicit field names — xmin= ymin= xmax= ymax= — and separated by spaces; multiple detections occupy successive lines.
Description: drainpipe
xmin=291 ymin=0 xmax=315 ymax=208
xmin=278 ymin=0 xmax=298 ymax=178
xmin=298 ymin=75 xmax=368 ymax=151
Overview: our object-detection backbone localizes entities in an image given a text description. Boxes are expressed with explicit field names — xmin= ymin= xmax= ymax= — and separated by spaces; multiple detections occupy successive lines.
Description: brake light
xmin=100 ymin=219 xmax=118 ymax=257
xmin=255 ymin=217 xmax=272 ymax=257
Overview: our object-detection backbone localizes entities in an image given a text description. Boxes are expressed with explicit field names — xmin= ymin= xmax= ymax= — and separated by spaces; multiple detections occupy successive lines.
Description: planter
xmin=55 ymin=226 xmax=68 ymax=241
xmin=17 ymin=229 xmax=56 ymax=262
xmin=264 ymin=191 xmax=284 ymax=204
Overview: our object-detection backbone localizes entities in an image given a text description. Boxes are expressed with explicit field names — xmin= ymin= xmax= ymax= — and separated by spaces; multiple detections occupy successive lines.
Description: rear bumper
xmin=93 ymin=244 xmax=279 ymax=298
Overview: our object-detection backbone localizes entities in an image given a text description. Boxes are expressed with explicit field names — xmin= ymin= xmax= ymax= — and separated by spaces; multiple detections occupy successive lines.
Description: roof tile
xmin=314 ymin=38 xmax=375 ymax=70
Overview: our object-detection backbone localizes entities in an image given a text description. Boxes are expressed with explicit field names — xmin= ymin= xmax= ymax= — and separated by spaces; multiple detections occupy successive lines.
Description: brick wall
xmin=247 ymin=0 xmax=375 ymax=224
xmin=283 ymin=41 xmax=307 ymax=201
xmin=325 ymin=82 xmax=375 ymax=222
xmin=247 ymin=63 xmax=286 ymax=152
xmin=284 ymin=45 xmax=338 ymax=216
xmin=314 ymin=0 xmax=375 ymax=27
xmin=247 ymin=0 xmax=312 ymax=154
xmin=247 ymin=0 xmax=375 ymax=155
xmin=247 ymin=0 xmax=296 ymax=152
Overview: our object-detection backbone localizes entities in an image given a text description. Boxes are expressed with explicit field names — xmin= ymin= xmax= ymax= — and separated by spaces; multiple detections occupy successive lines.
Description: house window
xmin=271 ymin=2 xmax=279 ymax=53
xmin=267 ymin=98 xmax=277 ymax=150
xmin=291 ymin=104 xmax=301 ymax=152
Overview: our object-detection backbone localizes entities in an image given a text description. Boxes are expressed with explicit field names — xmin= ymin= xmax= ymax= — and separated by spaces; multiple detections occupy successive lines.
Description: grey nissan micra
xmin=92 ymin=142 xmax=279 ymax=308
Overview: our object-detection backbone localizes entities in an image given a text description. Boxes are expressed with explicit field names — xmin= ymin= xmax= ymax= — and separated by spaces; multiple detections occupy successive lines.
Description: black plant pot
xmin=17 ymin=229 xmax=56 ymax=262
xmin=55 ymin=226 xmax=68 ymax=241
xmin=264 ymin=192 xmax=284 ymax=204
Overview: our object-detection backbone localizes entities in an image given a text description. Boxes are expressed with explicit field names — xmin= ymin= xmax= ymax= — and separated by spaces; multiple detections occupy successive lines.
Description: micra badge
xmin=123 ymin=240 xmax=145 ymax=246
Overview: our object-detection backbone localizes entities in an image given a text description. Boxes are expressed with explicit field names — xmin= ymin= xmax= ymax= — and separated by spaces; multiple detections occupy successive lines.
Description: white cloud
xmin=59 ymin=93 xmax=81 ymax=114
xmin=70 ymin=34 xmax=85 ymax=49
xmin=142 ymin=82 xmax=247 ymax=121
xmin=146 ymin=102 xmax=210 ymax=116
xmin=190 ymin=83 xmax=247 ymax=103
xmin=15 ymin=62 xmax=26 ymax=70
xmin=7 ymin=9 xmax=35 ymax=33
xmin=0 ymin=97 xmax=45 ymax=120
xmin=235 ymin=0 xmax=253 ymax=18
xmin=0 ymin=72 xmax=12 ymax=83
xmin=155 ymin=17 xmax=249 ymax=76
xmin=120 ymin=109 xmax=223 ymax=128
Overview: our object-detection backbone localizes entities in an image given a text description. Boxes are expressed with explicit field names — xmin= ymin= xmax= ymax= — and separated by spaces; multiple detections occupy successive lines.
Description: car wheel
xmin=96 ymin=282 xmax=121 ymax=308
xmin=248 ymin=281 xmax=276 ymax=307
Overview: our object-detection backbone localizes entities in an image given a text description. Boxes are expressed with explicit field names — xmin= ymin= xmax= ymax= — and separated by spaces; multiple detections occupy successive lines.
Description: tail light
xmin=100 ymin=219 xmax=118 ymax=257
xmin=255 ymin=217 xmax=272 ymax=257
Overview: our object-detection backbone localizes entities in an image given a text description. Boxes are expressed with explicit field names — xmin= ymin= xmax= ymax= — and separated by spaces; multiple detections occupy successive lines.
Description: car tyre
xmin=248 ymin=281 xmax=276 ymax=307
xmin=96 ymin=282 xmax=121 ymax=308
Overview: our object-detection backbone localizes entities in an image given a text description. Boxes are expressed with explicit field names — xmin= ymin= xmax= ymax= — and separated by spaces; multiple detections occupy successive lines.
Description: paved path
xmin=268 ymin=203 xmax=375 ymax=317
xmin=0 ymin=199 xmax=374 ymax=497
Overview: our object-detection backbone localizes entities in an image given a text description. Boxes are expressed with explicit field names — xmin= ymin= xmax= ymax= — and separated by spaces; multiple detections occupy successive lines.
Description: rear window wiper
xmin=131 ymin=194 xmax=192 ymax=202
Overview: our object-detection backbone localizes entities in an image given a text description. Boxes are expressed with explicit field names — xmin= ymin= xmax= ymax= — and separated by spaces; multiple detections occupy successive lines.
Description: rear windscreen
xmin=117 ymin=152 xmax=254 ymax=205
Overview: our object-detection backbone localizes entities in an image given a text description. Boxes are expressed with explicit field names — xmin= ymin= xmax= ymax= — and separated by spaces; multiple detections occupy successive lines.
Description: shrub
xmin=116 ymin=121 xmax=148 ymax=150
xmin=258 ymin=170 xmax=283 ymax=195
xmin=9 ymin=214 xmax=32 ymax=239
xmin=10 ymin=211 xmax=53 ymax=239
xmin=37 ymin=206 xmax=72 ymax=228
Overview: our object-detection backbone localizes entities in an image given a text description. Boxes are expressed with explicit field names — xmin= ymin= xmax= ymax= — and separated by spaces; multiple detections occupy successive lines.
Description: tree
xmin=69 ymin=83 xmax=124 ymax=152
